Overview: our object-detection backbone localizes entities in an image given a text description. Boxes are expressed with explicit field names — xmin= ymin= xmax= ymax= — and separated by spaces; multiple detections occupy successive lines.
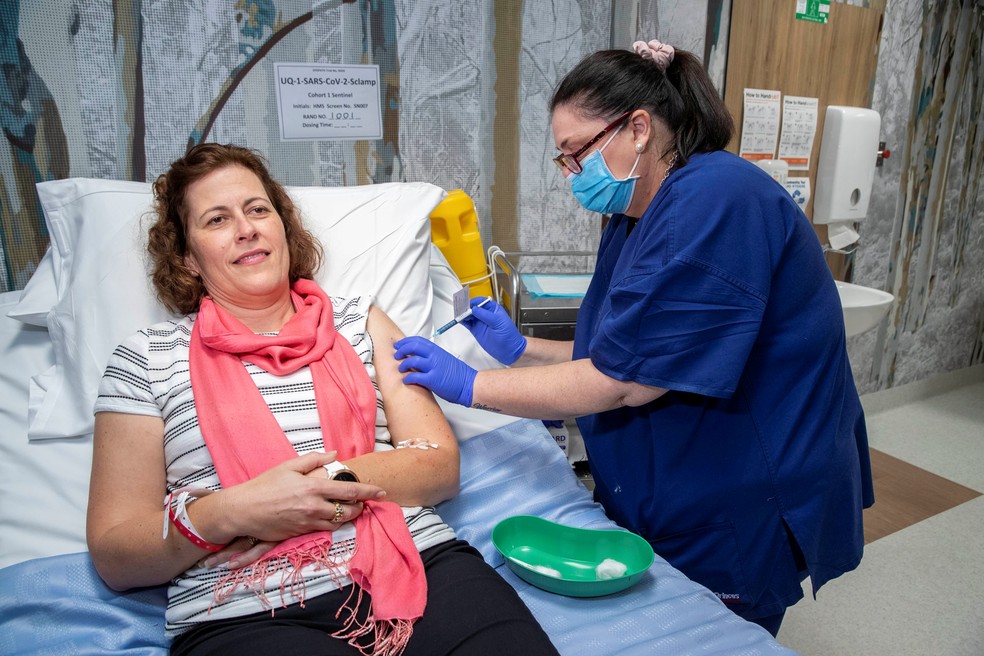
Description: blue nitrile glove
xmin=459 ymin=297 xmax=527 ymax=365
xmin=393 ymin=336 xmax=477 ymax=406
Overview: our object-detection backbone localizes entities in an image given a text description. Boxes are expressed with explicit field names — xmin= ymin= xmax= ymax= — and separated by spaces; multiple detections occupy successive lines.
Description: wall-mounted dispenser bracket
xmin=876 ymin=141 xmax=891 ymax=167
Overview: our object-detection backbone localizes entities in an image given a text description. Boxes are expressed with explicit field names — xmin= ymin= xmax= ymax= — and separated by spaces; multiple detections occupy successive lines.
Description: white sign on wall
xmin=778 ymin=96 xmax=819 ymax=171
xmin=739 ymin=88 xmax=782 ymax=162
xmin=274 ymin=63 xmax=382 ymax=141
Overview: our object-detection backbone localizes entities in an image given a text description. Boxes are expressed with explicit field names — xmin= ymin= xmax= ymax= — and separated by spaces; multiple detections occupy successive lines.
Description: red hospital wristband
xmin=163 ymin=490 xmax=227 ymax=553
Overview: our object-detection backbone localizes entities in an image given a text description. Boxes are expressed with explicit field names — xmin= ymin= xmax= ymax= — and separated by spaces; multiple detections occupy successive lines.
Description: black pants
xmin=171 ymin=539 xmax=559 ymax=656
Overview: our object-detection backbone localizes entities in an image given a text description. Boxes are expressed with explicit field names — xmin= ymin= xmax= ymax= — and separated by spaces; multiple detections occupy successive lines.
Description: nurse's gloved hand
xmin=460 ymin=297 xmax=527 ymax=365
xmin=393 ymin=336 xmax=476 ymax=407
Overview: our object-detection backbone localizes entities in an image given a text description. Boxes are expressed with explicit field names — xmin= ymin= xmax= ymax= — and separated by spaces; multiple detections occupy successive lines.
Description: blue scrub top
xmin=574 ymin=151 xmax=874 ymax=620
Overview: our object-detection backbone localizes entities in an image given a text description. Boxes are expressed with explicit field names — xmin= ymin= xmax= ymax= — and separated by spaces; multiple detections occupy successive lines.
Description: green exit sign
xmin=796 ymin=0 xmax=830 ymax=24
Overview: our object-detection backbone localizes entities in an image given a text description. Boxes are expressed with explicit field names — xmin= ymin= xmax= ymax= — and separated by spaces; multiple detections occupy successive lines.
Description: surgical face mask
xmin=568 ymin=125 xmax=641 ymax=215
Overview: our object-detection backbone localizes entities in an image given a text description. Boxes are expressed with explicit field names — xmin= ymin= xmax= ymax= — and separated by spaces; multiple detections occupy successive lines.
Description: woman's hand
xmin=199 ymin=453 xmax=372 ymax=570
xmin=200 ymin=495 xmax=360 ymax=570
xmin=216 ymin=451 xmax=385 ymax=544
xmin=460 ymin=297 xmax=527 ymax=365
xmin=198 ymin=535 xmax=278 ymax=570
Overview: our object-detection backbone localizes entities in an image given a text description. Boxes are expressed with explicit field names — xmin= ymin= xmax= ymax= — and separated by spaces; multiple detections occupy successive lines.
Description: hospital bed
xmin=0 ymin=178 xmax=796 ymax=655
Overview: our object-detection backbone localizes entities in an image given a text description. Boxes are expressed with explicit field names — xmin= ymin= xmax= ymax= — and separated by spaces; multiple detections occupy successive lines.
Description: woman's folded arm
xmin=86 ymin=412 xmax=384 ymax=590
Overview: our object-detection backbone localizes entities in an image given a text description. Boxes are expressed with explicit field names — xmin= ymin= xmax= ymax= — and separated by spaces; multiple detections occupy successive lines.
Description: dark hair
xmin=148 ymin=143 xmax=323 ymax=315
xmin=550 ymin=48 xmax=733 ymax=163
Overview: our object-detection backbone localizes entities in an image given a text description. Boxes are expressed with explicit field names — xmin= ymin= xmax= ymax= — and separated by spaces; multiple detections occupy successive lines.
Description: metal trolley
xmin=488 ymin=249 xmax=595 ymax=341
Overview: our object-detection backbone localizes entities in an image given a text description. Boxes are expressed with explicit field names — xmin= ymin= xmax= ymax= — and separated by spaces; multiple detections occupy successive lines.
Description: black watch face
xmin=333 ymin=471 xmax=358 ymax=482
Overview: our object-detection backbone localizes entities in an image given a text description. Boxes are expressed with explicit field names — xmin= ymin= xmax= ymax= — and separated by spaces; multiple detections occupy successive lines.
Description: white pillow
xmin=291 ymin=183 xmax=436 ymax=337
xmin=0 ymin=291 xmax=91 ymax=568
xmin=28 ymin=180 xmax=173 ymax=440
xmin=5 ymin=248 xmax=56 ymax=327
xmin=426 ymin=244 xmax=517 ymax=440
xmin=18 ymin=178 xmax=443 ymax=441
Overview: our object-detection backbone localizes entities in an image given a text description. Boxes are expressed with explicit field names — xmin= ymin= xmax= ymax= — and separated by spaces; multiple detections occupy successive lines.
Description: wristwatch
xmin=323 ymin=460 xmax=360 ymax=483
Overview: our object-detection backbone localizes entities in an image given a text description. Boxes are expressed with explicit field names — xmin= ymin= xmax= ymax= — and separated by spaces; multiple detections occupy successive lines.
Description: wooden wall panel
xmin=723 ymin=0 xmax=884 ymax=276
xmin=826 ymin=6 xmax=883 ymax=107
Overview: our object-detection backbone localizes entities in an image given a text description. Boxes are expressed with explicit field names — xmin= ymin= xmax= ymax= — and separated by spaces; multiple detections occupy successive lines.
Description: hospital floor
xmin=777 ymin=365 xmax=984 ymax=655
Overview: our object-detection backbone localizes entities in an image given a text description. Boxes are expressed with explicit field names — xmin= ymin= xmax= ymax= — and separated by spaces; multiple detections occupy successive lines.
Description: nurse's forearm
xmin=470 ymin=358 xmax=666 ymax=417
xmin=513 ymin=336 xmax=573 ymax=367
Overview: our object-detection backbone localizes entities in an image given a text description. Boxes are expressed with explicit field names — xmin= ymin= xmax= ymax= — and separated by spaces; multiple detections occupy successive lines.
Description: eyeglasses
xmin=552 ymin=111 xmax=632 ymax=175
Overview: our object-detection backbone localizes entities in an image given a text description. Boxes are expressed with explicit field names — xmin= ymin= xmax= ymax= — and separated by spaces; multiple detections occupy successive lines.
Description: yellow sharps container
xmin=429 ymin=190 xmax=493 ymax=299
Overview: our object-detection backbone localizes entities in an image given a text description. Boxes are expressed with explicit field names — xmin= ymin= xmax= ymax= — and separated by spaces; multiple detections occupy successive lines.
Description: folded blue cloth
xmin=522 ymin=273 xmax=593 ymax=299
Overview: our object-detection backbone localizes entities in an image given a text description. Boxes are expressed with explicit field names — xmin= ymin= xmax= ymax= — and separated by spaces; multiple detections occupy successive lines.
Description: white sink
xmin=835 ymin=281 xmax=894 ymax=337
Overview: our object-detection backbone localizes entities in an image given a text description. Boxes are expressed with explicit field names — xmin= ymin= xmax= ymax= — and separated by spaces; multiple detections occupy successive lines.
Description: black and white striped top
xmin=94 ymin=294 xmax=455 ymax=636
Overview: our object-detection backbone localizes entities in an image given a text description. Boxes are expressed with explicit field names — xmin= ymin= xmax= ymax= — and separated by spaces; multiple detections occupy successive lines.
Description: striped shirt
xmin=94 ymin=295 xmax=455 ymax=635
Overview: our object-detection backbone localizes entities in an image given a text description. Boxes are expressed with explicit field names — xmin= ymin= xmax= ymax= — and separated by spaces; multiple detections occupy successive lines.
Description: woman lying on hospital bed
xmin=86 ymin=143 xmax=559 ymax=656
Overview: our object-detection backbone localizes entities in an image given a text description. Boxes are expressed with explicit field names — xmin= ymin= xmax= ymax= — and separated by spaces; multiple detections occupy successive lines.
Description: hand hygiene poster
xmin=274 ymin=63 xmax=382 ymax=141
xmin=777 ymin=96 xmax=819 ymax=170
xmin=739 ymin=89 xmax=781 ymax=161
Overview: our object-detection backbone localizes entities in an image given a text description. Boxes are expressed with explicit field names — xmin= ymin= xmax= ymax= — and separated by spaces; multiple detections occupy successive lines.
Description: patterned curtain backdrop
xmin=516 ymin=0 xmax=711 ymax=258
xmin=0 ymin=0 xmax=716 ymax=291
xmin=0 ymin=0 xmax=67 ymax=291
xmin=4 ymin=0 xmax=983 ymax=396
xmin=870 ymin=0 xmax=984 ymax=388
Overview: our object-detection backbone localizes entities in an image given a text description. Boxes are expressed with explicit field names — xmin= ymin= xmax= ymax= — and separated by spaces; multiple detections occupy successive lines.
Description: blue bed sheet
xmin=0 ymin=419 xmax=796 ymax=655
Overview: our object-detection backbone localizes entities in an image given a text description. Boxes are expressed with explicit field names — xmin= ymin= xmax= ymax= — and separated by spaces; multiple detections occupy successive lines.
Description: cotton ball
xmin=595 ymin=558 xmax=628 ymax=579
xmin=511 ymin=557 xmax=562 ymax=578
xmin=530 ymin=564 xmax=562 ymax=578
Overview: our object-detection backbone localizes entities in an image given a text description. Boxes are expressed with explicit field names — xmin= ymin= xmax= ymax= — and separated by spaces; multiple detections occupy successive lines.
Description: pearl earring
xmin=635 ymin=143 xmax=644 ymax=153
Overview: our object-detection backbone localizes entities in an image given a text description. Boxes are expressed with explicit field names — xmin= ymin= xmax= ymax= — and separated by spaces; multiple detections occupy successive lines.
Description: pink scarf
xmin=189 ymin=278 xmax=425 ymax=656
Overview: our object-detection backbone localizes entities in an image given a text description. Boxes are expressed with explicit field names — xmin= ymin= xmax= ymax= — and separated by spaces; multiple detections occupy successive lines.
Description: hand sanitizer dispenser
xmin=813 ymin=106 xmax=881 ymax=249
xmin=755 ymin=159 xmax=789 ymax=186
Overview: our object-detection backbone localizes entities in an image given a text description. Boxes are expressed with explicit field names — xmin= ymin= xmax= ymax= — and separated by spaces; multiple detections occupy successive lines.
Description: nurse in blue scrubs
xmin=393 ymin=40 xmax=874 ymax=637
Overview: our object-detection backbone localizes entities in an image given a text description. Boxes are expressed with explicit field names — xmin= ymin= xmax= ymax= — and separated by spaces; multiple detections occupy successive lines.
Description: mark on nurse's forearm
xmin=472 ymin=403 xmax=502 ymax=413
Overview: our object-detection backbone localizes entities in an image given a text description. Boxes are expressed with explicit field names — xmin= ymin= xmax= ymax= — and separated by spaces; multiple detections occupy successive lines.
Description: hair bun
xmin=632 ymin=39 xmax=675 ymax=71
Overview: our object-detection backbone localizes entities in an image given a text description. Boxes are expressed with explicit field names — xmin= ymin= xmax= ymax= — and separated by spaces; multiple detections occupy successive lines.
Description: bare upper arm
xmin=622 ymin=380 xmax=668 ymax=406
xmin=87 ymin=412 xmax=167 ymax=541
xmin=584 ymin=360 xmax=668 ymax=409
xmin=366 ymin=305 xmax=457 ymax=452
